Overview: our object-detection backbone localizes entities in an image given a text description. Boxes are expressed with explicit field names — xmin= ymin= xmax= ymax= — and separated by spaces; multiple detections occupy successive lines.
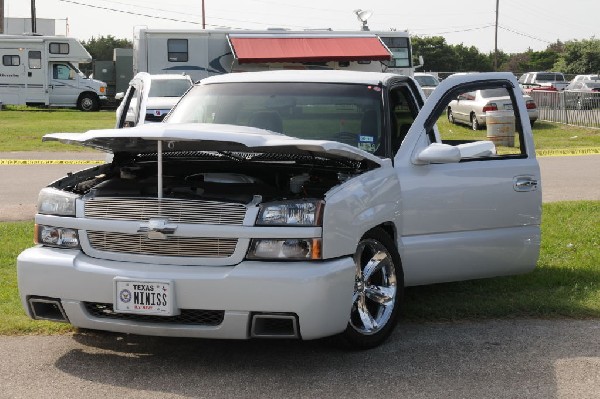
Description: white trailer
xmin=133 ymin=29 xmax=415 ymax=82
xmin=0 ymin=34 xmax=107 ymax=111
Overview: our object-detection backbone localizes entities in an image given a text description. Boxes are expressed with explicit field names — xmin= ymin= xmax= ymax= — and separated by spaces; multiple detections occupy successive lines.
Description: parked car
xmin=570 ymin=74 xmax=600 ymax=83
xmin=115 ymin=72 xmax=193 ymax=128
xmin=447 ymin=88 xmax=539 ymax=130
xmin=18 ymin=70 xmax=541 ymax=349
xmin=413 ymin=72 xmax=440 ymax=97
xmin=564 ymin=80 xmax=600 ymax=109
xmin=519 ymin=71 xmax=568 ymax=92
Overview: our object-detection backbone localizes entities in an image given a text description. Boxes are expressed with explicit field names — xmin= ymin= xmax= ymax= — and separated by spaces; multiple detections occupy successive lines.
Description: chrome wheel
xmin=448 ymin=109 xmax=455 ymax=124
xmin=334 ymin=228 xmax=403 ymax=349
xmin=350 ymin=238 xmax=397 ymax=336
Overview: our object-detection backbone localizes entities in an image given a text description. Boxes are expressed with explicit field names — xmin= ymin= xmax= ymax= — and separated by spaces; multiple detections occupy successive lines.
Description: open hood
xmin=43 ymin=123 xmax=385 ymax=166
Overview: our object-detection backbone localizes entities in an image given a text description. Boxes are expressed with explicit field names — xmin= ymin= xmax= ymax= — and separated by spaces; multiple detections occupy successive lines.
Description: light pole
xmin=202 ymin=0 xmax=205 ymax=29
xmin=31 ymin=0 xmax=37 ymax=33
xmin=494 ymin=0 xmax=499 ymax=71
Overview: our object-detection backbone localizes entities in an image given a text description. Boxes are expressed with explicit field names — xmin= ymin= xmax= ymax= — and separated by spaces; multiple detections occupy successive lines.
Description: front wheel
xmin=78 ymin=93 xmax=99 ymax=112
xmin=335 ymin=228 xmax=404 ymax=349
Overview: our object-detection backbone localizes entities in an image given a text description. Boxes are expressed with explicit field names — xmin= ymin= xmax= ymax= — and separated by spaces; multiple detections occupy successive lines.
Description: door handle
xmin=513 ymin=176 xmax=538 ymax=192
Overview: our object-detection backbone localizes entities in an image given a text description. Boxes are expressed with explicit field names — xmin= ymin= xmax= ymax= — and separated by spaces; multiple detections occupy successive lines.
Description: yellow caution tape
xmin=0 ymin=159 xmax=104 ymax=165
xmin=536 ymin=148 xmax=600 ymax=157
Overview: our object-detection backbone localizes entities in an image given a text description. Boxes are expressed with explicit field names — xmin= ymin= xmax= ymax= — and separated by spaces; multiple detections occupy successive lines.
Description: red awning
xmin=228 ymin=35 xmax=392 ymax=64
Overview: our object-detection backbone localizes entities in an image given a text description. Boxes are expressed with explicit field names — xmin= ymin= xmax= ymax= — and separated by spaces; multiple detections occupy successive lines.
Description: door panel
xmin=395 ymin=73 xmax=541 ymax=286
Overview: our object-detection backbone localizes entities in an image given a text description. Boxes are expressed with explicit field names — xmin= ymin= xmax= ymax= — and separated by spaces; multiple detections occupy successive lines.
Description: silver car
xmin=447 ymin=88 xmax=539 ymax=130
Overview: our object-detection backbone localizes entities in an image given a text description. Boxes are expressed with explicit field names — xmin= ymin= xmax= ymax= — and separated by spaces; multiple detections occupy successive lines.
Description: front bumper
xmin=17 ymin=247 xmax=355 ymax=340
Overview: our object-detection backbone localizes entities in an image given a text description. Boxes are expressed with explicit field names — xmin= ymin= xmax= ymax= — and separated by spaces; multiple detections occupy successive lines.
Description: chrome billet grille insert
xmin=84 ymin=303 xmax=225 ymax=326
xmin=84 ymin=197 xmax=247 ymax=225
xmin=87 ymin=231 xmax=237 ymax=257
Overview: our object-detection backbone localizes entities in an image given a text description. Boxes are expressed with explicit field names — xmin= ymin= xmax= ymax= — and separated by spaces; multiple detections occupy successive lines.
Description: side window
xmin=49 ymin=42 xmax=69 ymax=54
xmin=28 ymin=51 xmax=42 ymax=69
xmin=167 ymin=39 xmax=188 ymax=62
xmin=2 ymin=55 xmax=20 ymax=66
xmin=53 ymin=64 xmax=72 ymax=80
xmin=440 ymin=85 xmax=529 ymax=159
xmin=389 ymin=86 xmax=417 ymax=153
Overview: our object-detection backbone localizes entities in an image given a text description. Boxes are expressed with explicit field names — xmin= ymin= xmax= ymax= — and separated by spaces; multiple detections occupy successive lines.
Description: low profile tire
xmin=471 ymin=113 xmax=480 ymax=130
xmin=334 ymin=228 xmax=404 ymax=349
xmin=447 ymin=109 xmax=455 ymax=124
xmin=78 ymin=93 xmax=99 ymax=112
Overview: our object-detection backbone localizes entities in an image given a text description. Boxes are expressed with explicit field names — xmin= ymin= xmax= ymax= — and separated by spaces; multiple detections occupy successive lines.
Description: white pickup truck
xmin=17 ymin=70 xmax=541 ymax=349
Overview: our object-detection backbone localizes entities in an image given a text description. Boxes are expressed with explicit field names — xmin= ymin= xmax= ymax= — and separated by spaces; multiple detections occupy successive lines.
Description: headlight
xmin=37 ymin=188 xmax=79 ymax=216
xmin=35 ymin=225 xmax=80 ymax=249
xmin=247 ymin=238 xmax=322 ymax=260
xmin=256 ymin=200 xmax=324 ymax=226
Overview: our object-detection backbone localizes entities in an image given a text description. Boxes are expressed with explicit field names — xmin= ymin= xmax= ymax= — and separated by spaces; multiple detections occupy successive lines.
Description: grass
xmin=1 ymin=201 xmax=598 ymax=335
xmin=0 ymin=106 xmax=599 ymax=152
xmin=0 ymin=106 xmax=115 ymax=152
xmin=404 ymin=201 xmax=600 ymax=320
xmin=436 ymin=117 xmax=600 ymax=151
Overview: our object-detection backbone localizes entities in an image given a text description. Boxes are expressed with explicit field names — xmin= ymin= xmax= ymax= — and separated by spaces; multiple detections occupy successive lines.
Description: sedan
xmin=447 ymin=88 xmax=539 ymax=130
xmin=564 ymin=80 xmax=600 ymax=109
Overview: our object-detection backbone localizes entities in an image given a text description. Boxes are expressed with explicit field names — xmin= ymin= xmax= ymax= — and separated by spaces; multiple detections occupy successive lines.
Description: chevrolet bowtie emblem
xmin=137 ymin=218 xmax=177 ymax=240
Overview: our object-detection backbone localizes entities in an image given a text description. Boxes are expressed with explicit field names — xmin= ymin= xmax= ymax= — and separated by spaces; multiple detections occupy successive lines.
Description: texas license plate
xmin=114 ymin=279 xmax=175 ymax=315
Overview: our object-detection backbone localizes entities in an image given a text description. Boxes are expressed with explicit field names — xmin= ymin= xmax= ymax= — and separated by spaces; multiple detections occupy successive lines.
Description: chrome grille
xmin=84 ymin=197 xmax=247 ymax=225
xmin=87 ymin=231 xmax=237 ymax=257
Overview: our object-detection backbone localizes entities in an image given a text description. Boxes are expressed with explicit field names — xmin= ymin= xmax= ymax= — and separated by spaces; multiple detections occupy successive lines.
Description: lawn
xmin=0 ymin=106 xmax=599 ymax=152
xmin=0 ymin=107 xmax=115 ymax=152
xmin=1 ymin=201 xmax=598 ymax=335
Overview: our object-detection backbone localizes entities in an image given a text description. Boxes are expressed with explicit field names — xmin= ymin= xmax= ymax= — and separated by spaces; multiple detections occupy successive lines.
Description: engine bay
xmin=50 ymin=152 xmax=370 ymax=204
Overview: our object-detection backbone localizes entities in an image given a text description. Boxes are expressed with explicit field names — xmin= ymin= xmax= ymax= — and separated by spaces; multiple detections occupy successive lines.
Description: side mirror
xmin=415 ymin=143 xmax=461 ymax=164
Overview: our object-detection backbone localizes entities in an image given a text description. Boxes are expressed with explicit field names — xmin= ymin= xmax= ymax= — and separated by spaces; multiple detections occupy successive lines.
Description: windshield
xmin=414 ymin=75 xmax=439 ymax=87
xmin=149 ymin=79 xmax=192 ymax=97
xmin=167 ymin=82 xmax=384 ymax=154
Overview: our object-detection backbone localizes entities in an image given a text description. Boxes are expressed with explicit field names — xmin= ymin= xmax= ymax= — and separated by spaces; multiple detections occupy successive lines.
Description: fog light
xmin=247 ymin=238 xmax=321 ymax=260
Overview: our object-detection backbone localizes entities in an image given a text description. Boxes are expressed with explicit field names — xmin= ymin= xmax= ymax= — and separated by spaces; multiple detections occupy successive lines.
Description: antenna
xmin=354 ymin=9 xmax=373 ymax=31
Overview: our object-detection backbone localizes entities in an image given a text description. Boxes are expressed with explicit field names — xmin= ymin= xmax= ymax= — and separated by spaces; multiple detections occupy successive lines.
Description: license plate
xmin=504 ymin=104 xmax=513 ymax=110
xmin=114 ymin=279 xmax=175 ymax=315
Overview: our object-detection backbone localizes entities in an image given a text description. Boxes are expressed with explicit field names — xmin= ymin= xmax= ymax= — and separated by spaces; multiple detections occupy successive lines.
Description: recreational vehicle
xmin=133 ymin=29 xmax=415 ymax=81
xmin=0 ymin=34 xmax=107 ymax=111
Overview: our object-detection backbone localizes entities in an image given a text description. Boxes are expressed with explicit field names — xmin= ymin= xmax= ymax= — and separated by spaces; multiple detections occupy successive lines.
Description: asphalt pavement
xmin=0 ymin=152 xmax=598 ymax=398
xmin=0 ymin=319 xmax=599 ymax=398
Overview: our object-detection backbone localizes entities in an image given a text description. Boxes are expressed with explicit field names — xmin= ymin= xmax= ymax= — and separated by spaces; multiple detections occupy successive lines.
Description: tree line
xmin=412 ymin=36 xmax=600 ymax=76
xmin=78 ymin=34 xmax=600 ymax=76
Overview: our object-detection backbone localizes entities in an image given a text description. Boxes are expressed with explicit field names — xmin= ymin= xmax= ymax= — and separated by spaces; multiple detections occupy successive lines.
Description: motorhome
xmin=0 ymin=34 xmax=107 ymax=111
xmin=133 ymin=29 xmax=415 ymax=82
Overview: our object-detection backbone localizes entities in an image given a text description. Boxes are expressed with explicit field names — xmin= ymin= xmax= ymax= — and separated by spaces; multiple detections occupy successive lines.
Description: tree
xmin=79 ymin=35 xmax=132 ymax=76
xmin=412 ymin=36 xmax=493 ymax=72
xmin=554 ymin=38 xmax=600 ymax=74
xmin=81 ymin=35 xmax=132 ymax=61
xmin=412 ymin=36 xmax=457 ymax=72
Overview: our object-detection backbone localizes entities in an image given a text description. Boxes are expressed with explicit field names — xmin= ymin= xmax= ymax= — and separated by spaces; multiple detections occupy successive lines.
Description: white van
xmin=0 ymin=34 xmax=107 ymax=111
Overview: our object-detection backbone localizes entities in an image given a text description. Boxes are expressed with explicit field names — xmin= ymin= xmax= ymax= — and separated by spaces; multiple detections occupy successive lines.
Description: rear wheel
xmin=471 ymin=113 xmax=480 ymax=130
xmin=78 ymin=93 xmax=99 ymax=112
xmin=335 ymin=228 xmax=404 ymax=349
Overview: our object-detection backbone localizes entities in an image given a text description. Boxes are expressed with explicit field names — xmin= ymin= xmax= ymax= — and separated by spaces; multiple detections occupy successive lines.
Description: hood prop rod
xmin=157 ymin=140 xmax=163 ymax=200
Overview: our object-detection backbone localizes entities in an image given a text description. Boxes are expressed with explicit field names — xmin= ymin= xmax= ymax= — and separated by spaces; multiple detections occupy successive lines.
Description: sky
xmin=4 ymin=0 xmax=599 ymax=54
